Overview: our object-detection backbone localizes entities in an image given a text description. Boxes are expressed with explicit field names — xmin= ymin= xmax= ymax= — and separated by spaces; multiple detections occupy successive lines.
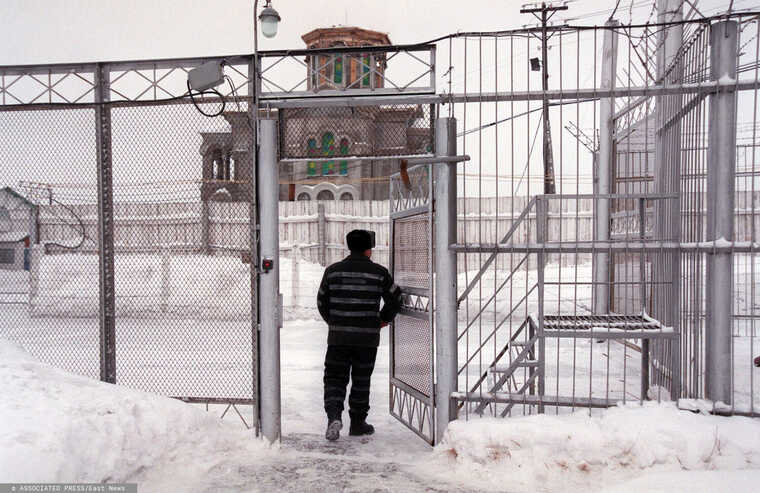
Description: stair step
xmin=453 ymin=392 xmax=620 ymax=409
xmin=509 ymin=341 xmax=533 ymax=347
xmin=489 ymin=361 xmax=539 ymax=373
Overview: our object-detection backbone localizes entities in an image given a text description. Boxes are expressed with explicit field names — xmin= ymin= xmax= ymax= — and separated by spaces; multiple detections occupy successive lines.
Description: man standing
xmin=317 ymin=229 xmax=402 ymax=441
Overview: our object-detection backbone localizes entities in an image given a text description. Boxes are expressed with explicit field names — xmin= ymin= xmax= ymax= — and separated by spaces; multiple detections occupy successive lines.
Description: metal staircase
xmin=453 ymin=195 xmax=680 ymax=415
xmin=458 ymin=316 xmax=540 ymax=416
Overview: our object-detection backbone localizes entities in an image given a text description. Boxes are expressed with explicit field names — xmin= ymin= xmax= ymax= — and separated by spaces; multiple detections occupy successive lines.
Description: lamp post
xmin=253 ymin=0 xmax=281 ymax=444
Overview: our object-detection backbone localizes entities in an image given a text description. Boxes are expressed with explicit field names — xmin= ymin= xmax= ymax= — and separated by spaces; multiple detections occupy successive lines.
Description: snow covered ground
xmin=1 ymin=254 xmax=760 ymax=491
xmin=0 ymin=337 xmax=270 ymax=484
xmin=2 ymin=328 xmax=760 ymax=492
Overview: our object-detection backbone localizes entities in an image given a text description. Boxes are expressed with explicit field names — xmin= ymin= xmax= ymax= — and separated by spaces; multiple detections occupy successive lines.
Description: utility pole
xmin=520 ymin=2 xmax=568 ymax=194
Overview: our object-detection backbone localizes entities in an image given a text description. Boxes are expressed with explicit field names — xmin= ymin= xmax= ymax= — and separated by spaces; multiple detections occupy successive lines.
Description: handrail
xmin=460 ymin=254 xmax=530 ymax=335
xmin=456 ymin=318 xmax=530 ymax=410
xmin=458 ymin=282 xmax=537 ymax=343
xmin=473 ymin=333 xmax=539 ymax=414
xmin=457 ymin=196 xmax=536 ymax=304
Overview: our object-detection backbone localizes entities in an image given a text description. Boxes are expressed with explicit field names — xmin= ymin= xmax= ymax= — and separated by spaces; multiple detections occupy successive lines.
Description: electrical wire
xmin=40 ymin=196 xmax=88 ymax=251
xmin=186 ymin=80 xmax=226 ymax=118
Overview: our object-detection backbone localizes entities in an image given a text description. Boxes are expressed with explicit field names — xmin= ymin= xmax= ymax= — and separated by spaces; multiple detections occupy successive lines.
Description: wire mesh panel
xmin=0 ymin=105 xmax=100 ymax=380
xmin=0 ymin=58 xmax=259 ymax=428
xmin=393 ymin=314 xmax=433 ymax=397
xmin=389 ymin=164 xmax=434 ymax=444
xmin=392 ymin=213 xmax=431 ymax=290
xmin=107 ymin=98 xmax=256 ymax=409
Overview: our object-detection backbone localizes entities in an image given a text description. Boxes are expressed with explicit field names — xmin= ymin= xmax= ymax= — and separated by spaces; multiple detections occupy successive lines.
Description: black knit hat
xmin=346 ymin=229 xmax=376 ymax=252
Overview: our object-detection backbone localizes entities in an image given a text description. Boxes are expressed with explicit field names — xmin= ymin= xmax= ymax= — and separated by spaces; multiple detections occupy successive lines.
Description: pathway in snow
xmin=131 ymin=320 xmax=476 ymax=492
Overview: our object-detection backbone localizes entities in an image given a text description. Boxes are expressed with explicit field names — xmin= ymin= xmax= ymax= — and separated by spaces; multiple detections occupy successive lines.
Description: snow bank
xmin=430 ymin=403 xmax=760 ymax=493
xmin=604 ymin=469 xmax=760 ymax=493
xmin=0 ymin=338 xmax=271 ymax=483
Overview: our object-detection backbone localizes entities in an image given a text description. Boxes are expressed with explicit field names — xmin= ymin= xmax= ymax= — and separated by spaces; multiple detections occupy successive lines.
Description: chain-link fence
xmin=0 ymin=58 xmax=259 ymax=428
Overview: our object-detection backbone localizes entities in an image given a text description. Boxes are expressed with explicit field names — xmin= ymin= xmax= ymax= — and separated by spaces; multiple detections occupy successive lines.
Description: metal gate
xmin=388 ymin=163 xmax=435 ymax=444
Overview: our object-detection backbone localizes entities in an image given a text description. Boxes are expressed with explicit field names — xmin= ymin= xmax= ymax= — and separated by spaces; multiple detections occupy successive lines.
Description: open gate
xmin=388 ymin=163 xmax=435 ymax=444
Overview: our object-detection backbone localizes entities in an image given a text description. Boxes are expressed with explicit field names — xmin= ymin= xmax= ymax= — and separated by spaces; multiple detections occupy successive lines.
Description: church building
xmin=199 ymin=26 xmax=432 ymax=203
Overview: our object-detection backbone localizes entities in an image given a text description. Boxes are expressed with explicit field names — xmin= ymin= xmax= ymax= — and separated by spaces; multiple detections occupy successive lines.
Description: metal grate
xmin=543 ymin=314 xmax=663 ymax=331
xmin=392 ymin=213 xmax=430 ymax=290
xmin=393 ymin=313 xmax=433 ymax=397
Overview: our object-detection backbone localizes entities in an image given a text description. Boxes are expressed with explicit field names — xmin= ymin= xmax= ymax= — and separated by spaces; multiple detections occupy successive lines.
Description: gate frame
xmin=388 ymin=161 xmax=436 ymax=445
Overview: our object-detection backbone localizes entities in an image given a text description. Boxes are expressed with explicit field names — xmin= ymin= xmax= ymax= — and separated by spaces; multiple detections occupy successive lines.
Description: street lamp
xmin=258 ymin=1 xmax=281 ymax=39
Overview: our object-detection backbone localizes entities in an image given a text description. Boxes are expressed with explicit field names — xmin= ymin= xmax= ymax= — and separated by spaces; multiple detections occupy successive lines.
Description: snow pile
xmin=606 ymin=469 xmax=760 ymax=493
xmin=0 ymin=338 xmax=271 ymax=483
xmin=431 ymin=403 xmax=760 ymax=493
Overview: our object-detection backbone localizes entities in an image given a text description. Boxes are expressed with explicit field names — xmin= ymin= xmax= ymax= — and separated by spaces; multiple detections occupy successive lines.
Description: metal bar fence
xmin=440 ymin=11 xmax=760 ymax=418
xmin=1 ymin=9 xmax=759 ymax=443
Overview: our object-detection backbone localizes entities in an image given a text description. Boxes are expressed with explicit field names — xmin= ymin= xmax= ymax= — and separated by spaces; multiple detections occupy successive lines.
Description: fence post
xmin=160 ymin=248 xmax=170 ymax=313
xmin=317 ymin=203 xmax=327 ymax=266
xmin=28 ymin=245 xmax=41 ymax=308
xmin=705 ymin=20 xmax=738 ymax=406
xmin=653 ymin=0 xmax=683 ymax=400
xmin=258 ymin=117 xmax=281 ymax=442
xmin=535 ymin=196 xmax=547 ymax=413
xmin=201 ymin=200 xmax=210 ymax=255
xmin=434 ymin=116 xmax=457 ymax=443
xmin=95 ymin=63 xmax=117 ymax=384
xmin=593 ymin=20 xmax=618 ymax=317
xmin=291 ymin=244 xmax=300 ymax=309
xmin=247 ymin=56 xmax=260 ymax=434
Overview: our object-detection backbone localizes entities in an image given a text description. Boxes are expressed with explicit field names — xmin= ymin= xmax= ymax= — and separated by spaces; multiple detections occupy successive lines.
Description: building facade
xmin=199 ymin=26 xmax=432 ymax=203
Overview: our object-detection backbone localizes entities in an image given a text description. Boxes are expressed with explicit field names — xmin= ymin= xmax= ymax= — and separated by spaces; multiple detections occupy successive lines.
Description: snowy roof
xmin=0 ymin=187 xmax=35 ymax=208
xmin=0 ymin=231 xmax=29 ymax=243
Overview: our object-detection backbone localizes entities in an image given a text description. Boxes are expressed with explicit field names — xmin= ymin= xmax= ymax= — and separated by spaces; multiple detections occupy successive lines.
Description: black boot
xmin=349 ymin=420 xmax=375 ymax=436
xmin=325 ymin=419 xmax=342 ymax=441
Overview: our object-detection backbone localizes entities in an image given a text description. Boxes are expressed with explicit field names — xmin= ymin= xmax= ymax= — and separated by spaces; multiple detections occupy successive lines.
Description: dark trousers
xmin=323 ymin=344 xmax=378 ymax=422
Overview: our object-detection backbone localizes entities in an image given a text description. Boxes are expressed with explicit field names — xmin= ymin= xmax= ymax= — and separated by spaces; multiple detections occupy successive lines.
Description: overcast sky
xmin=0 ymin=0 xmax=755 ymax=200
xmin=1 ymin=0 xmax=751 ymax=66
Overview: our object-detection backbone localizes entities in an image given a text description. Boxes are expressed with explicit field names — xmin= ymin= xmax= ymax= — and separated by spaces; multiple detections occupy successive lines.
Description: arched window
xmin=316 ymin=189 xmax=334 ymax=201
xmin=339 ymin=192 xmax=354 ymax=201
xmin=297 ymin=192 xmax=311 ymax=201
xmin=212 ymin=149 xmax=231 ymax=181
xmin=361 ymin=55 xmax=371 ymax=87
xmin=321 ymin=132 xmax=336 ymax=175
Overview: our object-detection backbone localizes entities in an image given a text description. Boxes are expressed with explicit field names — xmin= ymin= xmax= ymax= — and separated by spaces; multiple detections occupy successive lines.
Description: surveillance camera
xmin=188 ymin=60 xmax=225 ymax=92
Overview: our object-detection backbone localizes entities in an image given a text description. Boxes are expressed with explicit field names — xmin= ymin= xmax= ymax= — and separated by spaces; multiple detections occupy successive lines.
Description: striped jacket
xmin=317 ymin=253 xmax=402 ymax=347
